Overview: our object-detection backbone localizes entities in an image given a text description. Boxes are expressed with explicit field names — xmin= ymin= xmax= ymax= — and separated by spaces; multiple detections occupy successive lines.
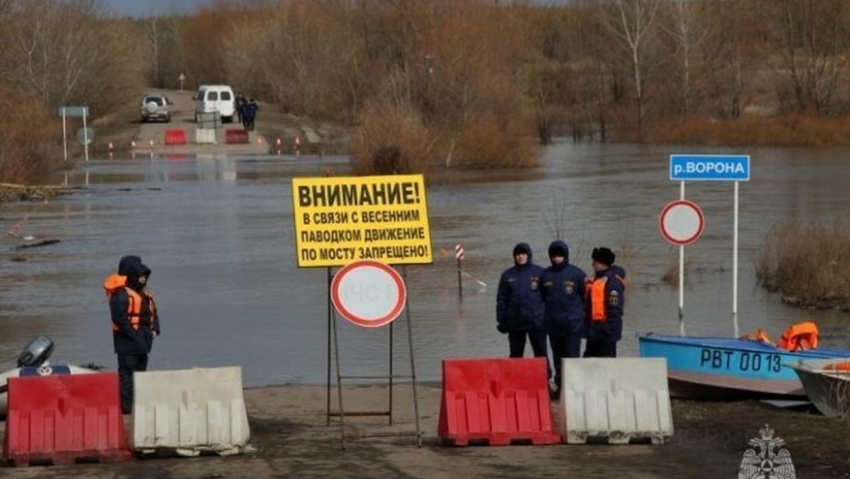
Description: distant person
xmin=496 ymin=243 xmax=550 ymax=377
xmin=235 ymin=94 xmax=246 ymax=124
xmin=107 ymin=260 xmax=160 ymax=414
xmin=243 ymin=98 xmax=259 ymax=131
xmin=540 ymin=240 xmax=587 ymax=399
xmin=584 ymin=247 xmax=626 ymax=358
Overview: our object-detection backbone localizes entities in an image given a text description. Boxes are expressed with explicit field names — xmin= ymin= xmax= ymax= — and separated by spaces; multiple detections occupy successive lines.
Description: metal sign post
xmin=82 ymin=110 xmax=89 ymax=162
xmin=326 ymin=261 xmax=421 ymax=449
xmin=57 ymin=106 xmax=89 ymax=162
xmin=292 ymin=175 xmax=432 ymax=449
xmin=62 ymin=108 xmax=68 ymax=162
xmin=669 ymin=154 xmax=750 ymax=338
xmin=679 ymin=182 xmax=685 ymax=335
xmin=659 ymin=199 xmax=706 ymax=336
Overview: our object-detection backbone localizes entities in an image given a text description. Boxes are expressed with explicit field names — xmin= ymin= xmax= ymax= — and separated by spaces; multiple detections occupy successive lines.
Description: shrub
xmin=353 ymin=102 xmax=433 ymax=175
xmin=755 ymin=221 xmax=850 ymax=311
xmin=0 ymin=84 xmax=61 ymax=185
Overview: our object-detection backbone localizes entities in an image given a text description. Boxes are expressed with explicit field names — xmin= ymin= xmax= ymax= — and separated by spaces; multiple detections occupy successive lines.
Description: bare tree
xmin=661 ymin=0 xmax=706 ymax=116
xmin=598 ymin=0 xmax=661 ymax=134
xmin=766 ymin=0 xmax=850 ymax=116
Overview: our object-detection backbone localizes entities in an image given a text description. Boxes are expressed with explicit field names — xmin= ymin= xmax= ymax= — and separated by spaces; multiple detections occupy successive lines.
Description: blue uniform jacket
xmin=541 ymin=262 xmax=588 ymax=335
xmin=586 ymin=265 xmax=626 ymax=341
xmin=496 ymin=246 xmax=545 ymax=332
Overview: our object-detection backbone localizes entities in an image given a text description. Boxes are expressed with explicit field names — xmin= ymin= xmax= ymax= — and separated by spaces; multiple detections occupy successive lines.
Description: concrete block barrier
xmin=561 ymin=358 xmax=673 ymax=445
xmin=225 ymin=129 xmax=249 ymax=144
xmin=164 ymin=129 xmax=187 ymax=145
xmin=195 ymin=128 xmax=216 ymax=144
xmin=131 ymin=367 xmax=250 ymax=457
xmin=438 ymin=358 xmax=560 ymax=446
xmin=3 ymin=373 xmax=132 ymax=466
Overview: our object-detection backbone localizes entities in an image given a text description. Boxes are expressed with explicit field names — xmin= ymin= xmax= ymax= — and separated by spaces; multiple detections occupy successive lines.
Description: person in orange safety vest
xmin=105 ymin=258 xmax=160 ymax=414
xmin=583 ymin=247 xmax=626 ymax=358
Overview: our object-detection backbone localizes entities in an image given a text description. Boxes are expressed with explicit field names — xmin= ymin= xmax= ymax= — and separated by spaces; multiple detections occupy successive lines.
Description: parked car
xmin=194 ymin=85 xmax=235 ymax=123
xmin=140 ymin=94 xmax=171 ymax=123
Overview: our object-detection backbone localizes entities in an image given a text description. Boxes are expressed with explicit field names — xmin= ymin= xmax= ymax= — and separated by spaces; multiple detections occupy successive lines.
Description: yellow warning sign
xmin=291 ymin=175 xmax=433 ymax=268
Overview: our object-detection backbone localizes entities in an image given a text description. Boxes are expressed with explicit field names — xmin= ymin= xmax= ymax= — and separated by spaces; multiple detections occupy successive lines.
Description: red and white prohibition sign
xmin=659 ymin=200 xmax=705 ymax=246
xmin=331 ymin=260 xmax=407 ymax=328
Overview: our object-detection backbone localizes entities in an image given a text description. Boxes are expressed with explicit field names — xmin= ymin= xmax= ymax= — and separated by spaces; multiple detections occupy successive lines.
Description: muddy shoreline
xmin=2 ymin=384 xmax=848 ymax=478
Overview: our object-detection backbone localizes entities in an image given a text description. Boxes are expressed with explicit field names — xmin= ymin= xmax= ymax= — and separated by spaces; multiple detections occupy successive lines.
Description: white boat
xmin=789 ymin=359 xmax=850 ymax=418
xmin=0 ymin=335 xmax=98 ymax=415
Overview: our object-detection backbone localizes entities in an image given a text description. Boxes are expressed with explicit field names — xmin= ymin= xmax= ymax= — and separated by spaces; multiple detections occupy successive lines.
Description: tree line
xmin=3 ymin=0 xmax=850 ymax=182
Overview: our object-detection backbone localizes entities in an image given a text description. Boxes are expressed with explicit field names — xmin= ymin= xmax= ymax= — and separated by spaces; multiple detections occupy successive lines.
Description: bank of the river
xmin=1 ymin=384 xmax=847 ymax=478
xmin=0 ymin=183 xmax=65 ymax=203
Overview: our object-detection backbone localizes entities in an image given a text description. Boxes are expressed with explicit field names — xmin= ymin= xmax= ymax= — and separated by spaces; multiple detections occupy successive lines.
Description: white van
xmin=194 ymin=85 xmax=235 ymax=123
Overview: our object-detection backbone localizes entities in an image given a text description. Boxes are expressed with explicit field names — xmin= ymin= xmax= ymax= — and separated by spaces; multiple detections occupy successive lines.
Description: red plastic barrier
xmin=164 ymin=129 xmax=187 ymax=145
xmin=3 ymin=373 xmax=132 ymax=467
xmin=438 ymin=358 xmax=560 ymax=446
xmin=225 ymin=129 xmax=249 ymax=144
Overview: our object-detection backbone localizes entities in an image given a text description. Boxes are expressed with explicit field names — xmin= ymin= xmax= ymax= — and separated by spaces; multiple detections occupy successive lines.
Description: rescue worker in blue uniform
xmin=496 ymin=243 xmax=550 ymax=377
xmin=540 ymin=240 xmax=587 ymax=398
xmin=584 ymin=247 xmax=626 ymax=358
xmin=107 ymin=261 xmax=160 ymax=414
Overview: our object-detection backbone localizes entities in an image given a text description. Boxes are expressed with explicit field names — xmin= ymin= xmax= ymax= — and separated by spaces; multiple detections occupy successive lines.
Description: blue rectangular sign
xmin=669 ymin=155 xmax=750 ymax=181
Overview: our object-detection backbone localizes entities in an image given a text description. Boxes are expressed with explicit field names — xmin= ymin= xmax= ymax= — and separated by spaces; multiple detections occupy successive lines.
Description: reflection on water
xmin=1 ymin=145 xmax=849 ymax=386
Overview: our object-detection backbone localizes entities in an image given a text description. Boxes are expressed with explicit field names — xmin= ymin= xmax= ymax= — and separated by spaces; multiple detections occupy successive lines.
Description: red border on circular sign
xmin=331 ymin=260 xmax=407 ymax=329
xmin=659 ymin=199 xmax=705 ymax=246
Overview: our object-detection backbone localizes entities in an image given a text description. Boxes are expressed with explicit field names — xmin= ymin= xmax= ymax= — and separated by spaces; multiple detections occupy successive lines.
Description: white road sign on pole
xmin=660 ymin=199 xmax=705 ymax=337
xmin=331 ymin=260 xmax=407 ymax=329
xmin=669 ymin=154 xmax=751 ymax=338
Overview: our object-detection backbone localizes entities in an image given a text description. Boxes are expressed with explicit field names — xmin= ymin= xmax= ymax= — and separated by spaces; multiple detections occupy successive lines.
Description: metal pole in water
xmin=82 ymin=110 xmax=89 ymax=162
xmin=62 ymin=108 xmax=68 ymax=162
xmin=733 ymin=181 xmax=740 ymax=338
xmin=457 ymin=257 xmax=463 ymax=297
xmin=679 ymin=181 xmax=686 ymax=337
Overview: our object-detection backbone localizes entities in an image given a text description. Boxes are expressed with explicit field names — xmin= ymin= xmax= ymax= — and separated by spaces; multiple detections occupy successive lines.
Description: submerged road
xmin=134 ymin=89 xmax=269 ymax=156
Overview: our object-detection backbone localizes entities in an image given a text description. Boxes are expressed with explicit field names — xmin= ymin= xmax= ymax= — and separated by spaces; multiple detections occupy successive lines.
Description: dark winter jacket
xmin=585 ymin=265 xmax=626 ymax=341
xmin=540 ymin=241 xmax=588 ymax=335
xmin=111 ymin=262 xmax=160 ymax=355
xmin=496 ymin=243 xmax=545 ymax=332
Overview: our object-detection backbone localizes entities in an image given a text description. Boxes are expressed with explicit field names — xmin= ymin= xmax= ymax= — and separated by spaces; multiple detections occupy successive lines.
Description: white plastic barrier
xmin=195 ymin=128 xmax=217 ymax=144
xmin=132 ymin=366 xmax=250 ymax=456
xmin=561 ymin=358 xmax=673 ymax=445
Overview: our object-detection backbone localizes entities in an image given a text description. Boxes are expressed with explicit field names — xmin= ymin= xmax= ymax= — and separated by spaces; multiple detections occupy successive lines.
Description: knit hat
xmin=591 ymin=247 xmax=616 ymax=267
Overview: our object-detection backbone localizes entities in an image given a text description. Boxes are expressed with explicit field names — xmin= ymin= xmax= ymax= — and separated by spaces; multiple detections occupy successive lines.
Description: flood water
xmin=1 ymin=143 xmax=849 ymax=386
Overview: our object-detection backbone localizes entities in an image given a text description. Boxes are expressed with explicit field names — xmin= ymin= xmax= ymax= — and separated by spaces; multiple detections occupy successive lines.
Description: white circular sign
xmin=331 ymin=260 xmax=406 ymax=328
xmin=659 ymin=200 xmax=705 ymax=246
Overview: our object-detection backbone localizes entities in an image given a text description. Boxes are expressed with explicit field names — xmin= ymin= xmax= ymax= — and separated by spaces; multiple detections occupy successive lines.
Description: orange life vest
xmin=776 ymin=321 xmax=819 ymax=352
xmin=103 ymin=274 xmax=126 ymax=299
xmin=586 ymin=275 xmax=625 ymax=323
xmin=741 ymin=329 xmax=773 ymax=345
xmin=111 ymin=287 xmax=157 ymax=333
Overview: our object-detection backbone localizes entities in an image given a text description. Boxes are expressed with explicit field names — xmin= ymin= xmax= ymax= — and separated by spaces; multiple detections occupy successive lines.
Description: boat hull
xmin=791 ymin=361 xmax=850 ymax=417
xmin=639 ymin=334 xmax=850 ymax=400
